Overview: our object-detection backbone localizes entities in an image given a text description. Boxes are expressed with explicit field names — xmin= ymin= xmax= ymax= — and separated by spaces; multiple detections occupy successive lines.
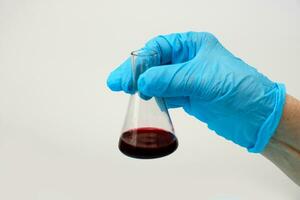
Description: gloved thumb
xmin=137 ymin=62 xmax=193 ymax=97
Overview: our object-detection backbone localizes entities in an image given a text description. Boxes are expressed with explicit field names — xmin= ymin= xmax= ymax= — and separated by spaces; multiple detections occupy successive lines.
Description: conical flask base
xmin=119 ymin=127 xmax=178 ymax=159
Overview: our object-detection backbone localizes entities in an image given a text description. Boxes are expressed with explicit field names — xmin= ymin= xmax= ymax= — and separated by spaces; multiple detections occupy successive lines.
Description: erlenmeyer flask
xmin=119 ymin=49 xmax=178 ymax=159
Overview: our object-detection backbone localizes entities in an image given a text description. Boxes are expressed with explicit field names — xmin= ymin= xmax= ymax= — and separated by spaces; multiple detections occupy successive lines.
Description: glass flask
xmin=119 ymin=49 xmax=178 ymax=159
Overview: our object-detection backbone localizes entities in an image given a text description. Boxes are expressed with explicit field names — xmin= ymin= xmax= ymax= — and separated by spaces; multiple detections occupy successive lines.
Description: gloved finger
xmin=106 ymin=58 xmax=134 ymax=94
xmin=138 ymin=92 xmax=152 ymax=101
xmin=137 ymin=62 xmax=194 ymax=97
xmin=145 ymin=32 xmax=205 ymax=65
xmin=106 ymin=41 xmax=162 ymax=94
xmin=164 ymin=97 xmax=189 ymax=109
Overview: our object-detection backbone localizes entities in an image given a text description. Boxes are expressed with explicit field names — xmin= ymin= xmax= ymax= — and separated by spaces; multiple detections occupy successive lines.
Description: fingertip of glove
xmin=106 ymin=75 xmax=121 ymax=91
xmin=120 ymin=78 xmax=134 ymax=94
xmin=137 ymin=74 xmax=155 ymax=97
xmin=107 ymin=75 xmax=135 ymax=94
xmin=136 ymin=75 xmax=153 ymax=100
xmin=139 ymin=93 xmax=152 ymax=100
xmin=137 ymin=75 xmax=148 ymax=93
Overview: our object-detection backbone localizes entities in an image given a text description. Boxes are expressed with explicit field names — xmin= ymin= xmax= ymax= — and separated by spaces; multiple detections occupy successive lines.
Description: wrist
xmin=262 ymin=94 xmax=300 ymax=187
xmin=270 ymin=94 xmax=300 ymax=149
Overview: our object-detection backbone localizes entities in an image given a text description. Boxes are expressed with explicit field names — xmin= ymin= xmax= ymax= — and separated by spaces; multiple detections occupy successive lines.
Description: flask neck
xmin=131 ymin=49 xmax=159 ymax=91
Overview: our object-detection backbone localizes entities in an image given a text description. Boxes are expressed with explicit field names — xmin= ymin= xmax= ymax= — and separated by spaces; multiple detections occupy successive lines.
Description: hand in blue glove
xmin=107 ymin=32 xmax=286 ymax=153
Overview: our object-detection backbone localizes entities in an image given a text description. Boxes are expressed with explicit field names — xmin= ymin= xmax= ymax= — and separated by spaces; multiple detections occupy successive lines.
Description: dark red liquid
xmin=119 ymin=127 xmax=178 ymax=159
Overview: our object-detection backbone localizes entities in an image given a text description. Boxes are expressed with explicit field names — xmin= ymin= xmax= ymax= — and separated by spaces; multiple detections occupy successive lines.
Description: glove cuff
xmin=248 ymin=83 xmax=286 ymax=153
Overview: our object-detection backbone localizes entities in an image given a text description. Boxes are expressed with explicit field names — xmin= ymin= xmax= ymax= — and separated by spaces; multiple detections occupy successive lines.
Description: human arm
xmin=263 ymin=94 xmax=300 ymax=186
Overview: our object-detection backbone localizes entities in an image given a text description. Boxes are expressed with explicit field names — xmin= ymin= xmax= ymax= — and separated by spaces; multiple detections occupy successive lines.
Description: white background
xmin=0 ymin=0 xmax=300 ymax=199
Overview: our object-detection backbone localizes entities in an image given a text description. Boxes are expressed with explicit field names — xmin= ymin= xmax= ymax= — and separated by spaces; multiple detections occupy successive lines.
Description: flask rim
xmin=131 ymin=49 xmax=158 ymax=57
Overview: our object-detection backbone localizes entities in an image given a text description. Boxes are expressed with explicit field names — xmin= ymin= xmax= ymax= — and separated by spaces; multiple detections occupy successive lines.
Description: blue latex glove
xmin=107 ymin=32 xmax=286 ymax=153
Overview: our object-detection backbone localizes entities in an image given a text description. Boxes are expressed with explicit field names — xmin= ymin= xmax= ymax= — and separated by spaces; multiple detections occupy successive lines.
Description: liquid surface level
xmin=119 ymin=127 xmax=178 ymax=159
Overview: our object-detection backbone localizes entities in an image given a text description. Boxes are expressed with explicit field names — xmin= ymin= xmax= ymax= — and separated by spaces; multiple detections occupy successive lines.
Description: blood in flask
xmin=119 ymin=127 xmax=178 ymax=159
